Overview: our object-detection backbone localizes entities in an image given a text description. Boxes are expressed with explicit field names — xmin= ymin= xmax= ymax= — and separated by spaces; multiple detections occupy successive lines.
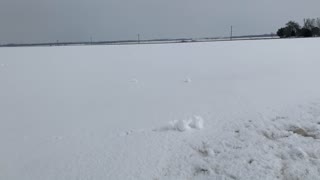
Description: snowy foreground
xmin=1 ymin=38 xmax=320 ymax=180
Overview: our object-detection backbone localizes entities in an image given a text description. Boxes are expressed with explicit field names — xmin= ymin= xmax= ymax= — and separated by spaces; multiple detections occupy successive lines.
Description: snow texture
xmin=155 ymin=116 xmax=204 ymax=132
xmin=183 ymin=77 xmax=192 ymax=83
xmin=1 ymin=38 xmax=320 ymax=180
xmin=190 ymin=116 xmax=204 ymax=129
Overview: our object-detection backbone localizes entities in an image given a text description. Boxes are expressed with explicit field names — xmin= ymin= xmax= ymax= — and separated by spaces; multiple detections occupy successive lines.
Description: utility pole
xmin=230 ymin=26 xmax=233 ymax=41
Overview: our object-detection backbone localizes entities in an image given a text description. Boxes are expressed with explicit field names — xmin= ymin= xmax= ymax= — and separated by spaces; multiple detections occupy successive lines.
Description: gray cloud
xmin=0 ymin=0 xmax=319 ymax=43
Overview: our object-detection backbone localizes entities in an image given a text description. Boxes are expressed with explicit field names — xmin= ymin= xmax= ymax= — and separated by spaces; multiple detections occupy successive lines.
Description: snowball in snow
xmin=174 ymin=120 xmax=191 ymax=132
xmin=130 ymin=78 xmax=139 ymax=83
xmin=189 ymin=116 xmax=204 ymax=129
xmin=184 ymin=77 xmax=192 ymax=83
xmin=166 ymin=116 xmax=204 ymax=132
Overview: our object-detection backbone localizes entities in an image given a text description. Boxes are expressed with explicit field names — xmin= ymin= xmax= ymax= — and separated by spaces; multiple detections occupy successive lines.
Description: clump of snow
xmin=130 ymin=78 xmax=139 ymax=83
xmin=173 ymin=120 xmax=191 ymax=132
xmin=158 ymin=116 xmax=204 ymax=132
xmin=184 ymin=77 xmax=192 ymax=83
xmin=189 ymin=116 xmax=204 ymax=129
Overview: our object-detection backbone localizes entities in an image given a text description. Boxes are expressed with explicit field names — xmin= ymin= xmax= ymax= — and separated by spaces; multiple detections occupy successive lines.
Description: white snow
xmin=190 ymin=116 xmax=204 ymax=130
xmin=130 ymin=78 xmax=139 ymax=83
xmin=1 ymin=38 xmax=320 ymax=180
xmin=174 ymin=119 xmax=191 ymax=132
xmin=155 ymin=115 xmax=204 ymax=132
xmin=183 ymin=77 xmax=192 ymax=83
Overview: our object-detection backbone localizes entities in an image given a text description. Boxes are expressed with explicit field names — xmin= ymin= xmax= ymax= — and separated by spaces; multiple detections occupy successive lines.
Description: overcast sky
xmin=0 ymin=0 xmax=319 ymax=43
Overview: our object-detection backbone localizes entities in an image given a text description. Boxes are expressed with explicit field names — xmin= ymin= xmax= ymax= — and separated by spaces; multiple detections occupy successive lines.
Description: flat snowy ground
xmin=1 ymin=38 xmax=320 ymax=180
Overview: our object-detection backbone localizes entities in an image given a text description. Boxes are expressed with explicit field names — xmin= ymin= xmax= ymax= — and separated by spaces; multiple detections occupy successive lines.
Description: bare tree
xmin=316 ymin=18 xmax=320 ymax=28
xmin=303 ymin=18 xmax=316 ymax=30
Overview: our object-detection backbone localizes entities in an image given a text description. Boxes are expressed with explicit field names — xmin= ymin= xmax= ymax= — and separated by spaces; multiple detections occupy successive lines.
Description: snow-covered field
xmin=1 ymin=38 xmax=320 ymax=180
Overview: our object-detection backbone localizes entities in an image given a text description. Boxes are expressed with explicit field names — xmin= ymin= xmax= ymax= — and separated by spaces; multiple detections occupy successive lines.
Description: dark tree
xmin=277 ymin=28 xmax=285 ymax=38
xmin=290 ymin=30 xmax=296 ymax=37
xmin=276 ymin=18 xmax=320 ymax=38
xmin=277 ymin=21 xmax=301 ymax=38
xmin=286 ymin=21 xmax=301 ymax=33
xmin=300 ymin=28 xmax=313 ymax=37
xmin=311 ymin=27 xmax=320 ymax=36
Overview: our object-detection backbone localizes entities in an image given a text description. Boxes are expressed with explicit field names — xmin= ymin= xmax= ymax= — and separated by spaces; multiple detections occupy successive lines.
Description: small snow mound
xmin=184 ymin=77 xmax=192 ymax=83
xmin=190 ymin=116 xmax=204 ymax=129
xmin=0 ymin=64 xmax=5 ymax=67
xmin=156 ymin=115 xmax=205 ymax=132
xmin=130 ymin=78 xmax=139 ymax=83
xmin=174 ymin=120 xmax=191 ymax=132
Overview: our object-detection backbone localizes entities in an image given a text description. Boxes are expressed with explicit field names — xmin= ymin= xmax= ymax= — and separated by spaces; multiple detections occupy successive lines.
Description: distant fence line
xmin=0 ymin=35 xmax=279 ymax=48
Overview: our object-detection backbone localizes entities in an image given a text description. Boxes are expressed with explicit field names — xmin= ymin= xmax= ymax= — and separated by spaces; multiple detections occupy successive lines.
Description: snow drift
xmin=1 ymin=38 xmax=320 ymax=180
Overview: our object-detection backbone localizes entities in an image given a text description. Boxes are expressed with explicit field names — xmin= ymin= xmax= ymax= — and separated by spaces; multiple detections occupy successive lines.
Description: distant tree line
xmin=277 ymin=18 xmax=320 ymax=38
